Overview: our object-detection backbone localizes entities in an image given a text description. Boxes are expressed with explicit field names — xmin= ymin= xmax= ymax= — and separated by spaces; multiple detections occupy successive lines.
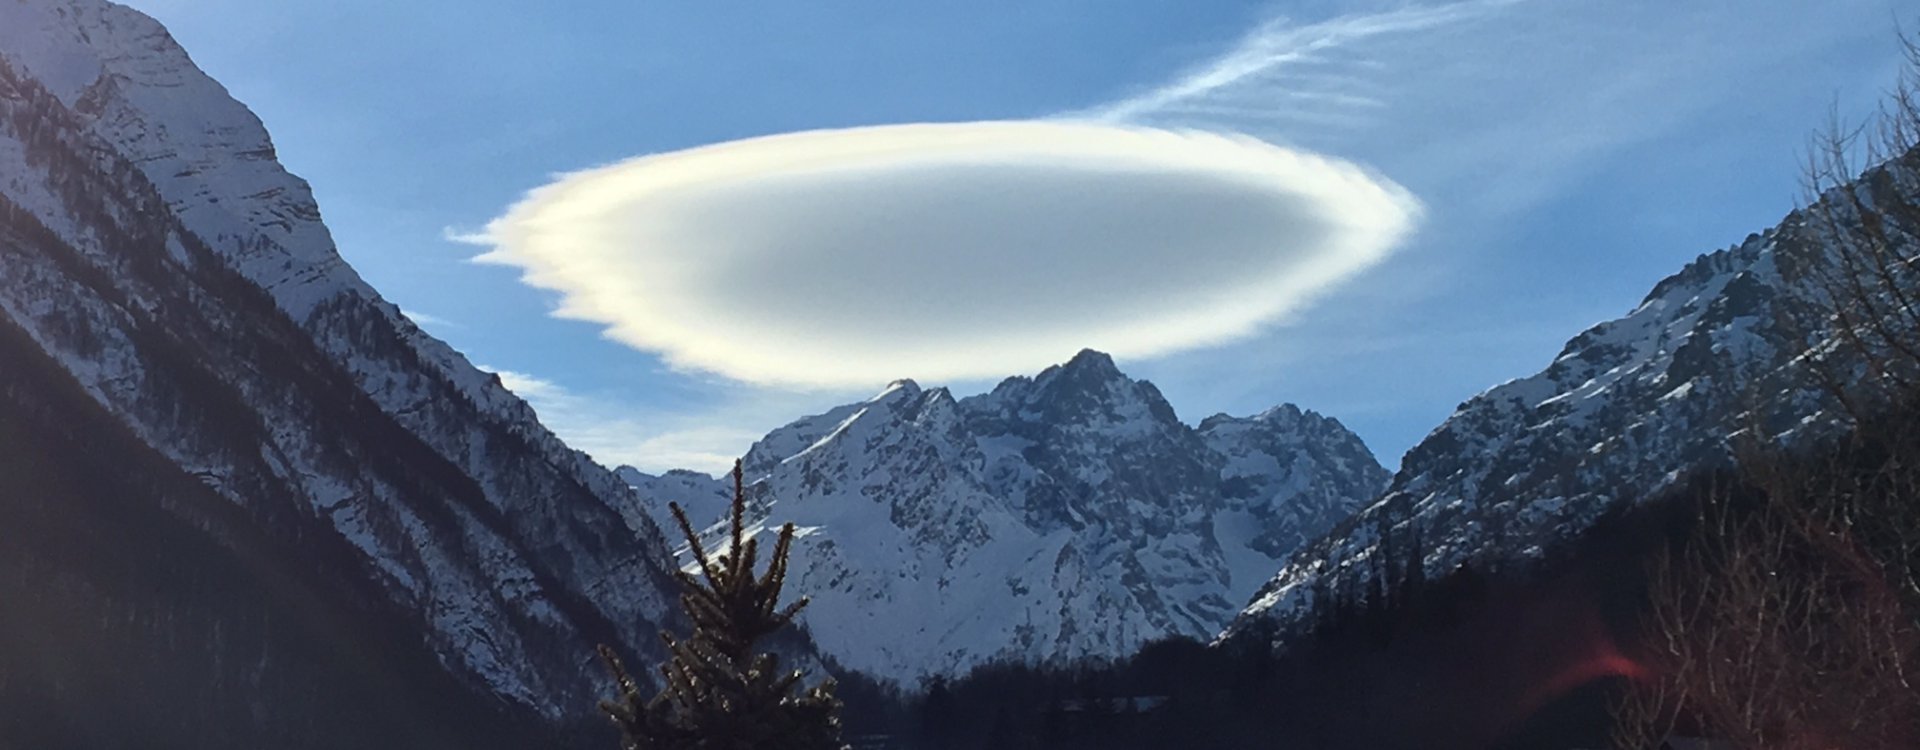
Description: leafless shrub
xmin=1793 ymin=30 xmax=1920 ymax=415
xmin=1615 ymin=27 xmax=1920 ymax=750
xmin=1613 ymin=461 xmax=1920 ymax=749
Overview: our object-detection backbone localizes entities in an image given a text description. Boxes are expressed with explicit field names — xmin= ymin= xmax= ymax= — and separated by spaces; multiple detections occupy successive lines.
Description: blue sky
xmin=128 ymin=0 xmax=1906 ymax=473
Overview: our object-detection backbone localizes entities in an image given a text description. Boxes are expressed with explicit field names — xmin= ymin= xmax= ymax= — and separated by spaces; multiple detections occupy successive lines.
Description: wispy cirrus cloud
xmin=1081 ymin=0 xmax=1879 ymax=217
xmin=1081 ymin=0 xmax=1521 ymax=127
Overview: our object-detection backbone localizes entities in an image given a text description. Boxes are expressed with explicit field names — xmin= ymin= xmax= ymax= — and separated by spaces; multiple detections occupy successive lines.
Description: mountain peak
xmin=1029 ymin=348 xmax=1131 ymax=397
xmin=722 ymin=350 xmax=1387 ymax=683
xmin=1199 ymin=404 xmax=1314 ymax=432
xmin=1255 ymin=403 xmax=1308 ymax=422
xmin=1010 ymin=348 xmax=1182 ymax=431
xmin=1063 ymin=348 xmax=1120 ymax=376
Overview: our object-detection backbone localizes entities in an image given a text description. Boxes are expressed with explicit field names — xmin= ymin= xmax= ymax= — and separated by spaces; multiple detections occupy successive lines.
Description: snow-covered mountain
xmin=627 ymin=350 xmax=1389 ymax=684
xmin=1229 ymin=151 xmax=1920 ymax=634
xmin=0 ymin=0 xmax=680 ymax=735
xmin=615 ymin=465 xmax=734 ymax=539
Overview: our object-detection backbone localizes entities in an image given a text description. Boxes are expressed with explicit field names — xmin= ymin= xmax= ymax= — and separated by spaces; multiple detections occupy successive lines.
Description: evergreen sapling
xmin=598 ymin=461 xmax=845 ymax=750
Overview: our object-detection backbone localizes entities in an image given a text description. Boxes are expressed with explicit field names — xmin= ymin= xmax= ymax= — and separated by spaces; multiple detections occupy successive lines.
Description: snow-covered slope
xmin=1230 ymin=151 xmax=1920 ymax=634
xmin=615 ymin=465 xmax=732 ymax=538
xmin=632 ymin=350 xmax=1388 ymax=684
xmin=1201 ymin=404 xmax=1390 ymax=561
xmin=0 ymin=0 xmax=678 ymax=723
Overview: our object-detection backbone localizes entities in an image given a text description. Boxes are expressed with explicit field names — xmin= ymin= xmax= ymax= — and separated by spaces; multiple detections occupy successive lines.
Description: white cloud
xmin=399 ymin=307 xmax=460 ymax=329
xmin=484 ymin=366 xmax=809 ymax=474
xmin=475 ymin=121 xmax=1419 ymax=388
xmin=440 ymin=225 xmax=492 ymax=245
xmin=489 ymin=368 xmax=563 ymax=400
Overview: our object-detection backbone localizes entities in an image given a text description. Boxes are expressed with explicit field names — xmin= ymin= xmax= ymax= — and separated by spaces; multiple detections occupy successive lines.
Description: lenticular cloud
xmin=475 ymin=121 xmax=1419 ymax=388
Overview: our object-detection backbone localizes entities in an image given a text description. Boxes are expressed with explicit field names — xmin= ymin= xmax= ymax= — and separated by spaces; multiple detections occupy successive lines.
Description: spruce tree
xmin=598 ymin=461 xmax=846 ymax=750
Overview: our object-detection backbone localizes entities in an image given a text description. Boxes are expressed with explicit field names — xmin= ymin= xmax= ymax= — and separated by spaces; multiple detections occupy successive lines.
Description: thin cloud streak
xmin=1083 ymin=0 xmax=1523 ymax=126
xmin=441 ymin=225 xmax=491 ymax=246
xmin=399 ymin=308 xmax=461 ymax=329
